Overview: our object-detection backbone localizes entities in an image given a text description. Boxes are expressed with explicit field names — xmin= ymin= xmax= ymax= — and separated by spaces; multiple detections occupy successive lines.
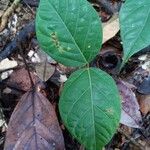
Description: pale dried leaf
xmin=36 ymin=63 xmax=55 ymax=81
xmin=102 ymin=15 xmax=119 ymax=43
xmin=0 ymin=58 xmax=17 ymax=71
xmin=6 ymin=68 xmax=40 ymax=91
xmin=117 ymin=80 xmax=142 ymax=128
xmin=4 ymin=89 xmax=65 ymax=150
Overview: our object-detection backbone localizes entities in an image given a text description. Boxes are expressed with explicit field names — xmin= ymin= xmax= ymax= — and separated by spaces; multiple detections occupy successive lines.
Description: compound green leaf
xmin=36 ymin=0 xmax=102 ymax=67
xmin=59 ymin=68 xmax=121 ymax=150
xmin=120 ymin=0 xmax=150 ymax=64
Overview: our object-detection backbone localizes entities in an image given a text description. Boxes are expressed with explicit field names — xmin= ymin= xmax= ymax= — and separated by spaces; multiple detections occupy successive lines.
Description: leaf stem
xmin=119 ymin=59 xmax=125 ymax=73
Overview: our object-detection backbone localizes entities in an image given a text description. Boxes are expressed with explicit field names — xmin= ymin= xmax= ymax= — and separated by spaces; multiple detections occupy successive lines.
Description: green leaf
xmin=36 ymin=0 xmax=102 ymax=67
xmin=59 ymin=68 xmax=121 ymax=150
xmin=120 ymin=0 xmax=150 ymax=64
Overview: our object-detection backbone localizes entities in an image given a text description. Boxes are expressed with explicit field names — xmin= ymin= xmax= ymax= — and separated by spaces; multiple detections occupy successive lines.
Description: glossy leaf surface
xmin=120 ymin=0 xmax=150 ymax=64
xmin=4 ymin=90 xmax=64 ymax=150
xmin=36 ymin=0 xmax=102 ymax=67
xmin=59 ymin=68 xmax=121 ymax=150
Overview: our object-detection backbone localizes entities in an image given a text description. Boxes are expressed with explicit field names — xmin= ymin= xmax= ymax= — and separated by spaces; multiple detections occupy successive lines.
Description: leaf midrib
xmin=48 ymin=0 xmax=88 ymax=64
xmin=87 ymin=68 xmax=96 ymax=148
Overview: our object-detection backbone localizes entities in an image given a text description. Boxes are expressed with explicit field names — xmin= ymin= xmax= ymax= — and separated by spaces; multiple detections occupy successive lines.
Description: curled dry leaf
xmin=117 ymin=80 xmax=142 ymax=128
xmin=4 ymin=89 xmax=65 ymax=150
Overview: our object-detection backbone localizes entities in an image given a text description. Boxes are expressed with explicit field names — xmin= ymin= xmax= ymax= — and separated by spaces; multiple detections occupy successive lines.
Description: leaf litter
xmin=117 ymin=80 xmax=142 ymax=128
xmin=4 ymin=85 xmax=65 ymax=150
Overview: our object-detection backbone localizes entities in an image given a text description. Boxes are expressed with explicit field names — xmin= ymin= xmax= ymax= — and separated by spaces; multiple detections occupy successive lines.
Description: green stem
xmin=119 ymin=59 xmax=126 ymax=73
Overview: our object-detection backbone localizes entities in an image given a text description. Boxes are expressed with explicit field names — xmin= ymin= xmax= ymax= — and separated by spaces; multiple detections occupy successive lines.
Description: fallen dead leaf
xmin=102 ymin=14 xmax=119 ymax=43
xmin=36 ymin=62 xmax=55 ymax=81
xmin=4 ymin=87 xmax=65 ymax=150
xmin=117 ymin=80 xmax=142 ymax=128
xmin=6 ymin=68 xmax=40 ymax=91
xmin=137 ymin=94 xmax=150 ymax=115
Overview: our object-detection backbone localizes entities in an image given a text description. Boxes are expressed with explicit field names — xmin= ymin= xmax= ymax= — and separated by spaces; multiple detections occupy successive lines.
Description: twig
xmin=18 ymin=44 xmax=34 ymax=88
xmin=118 ymin=128 xmax=145 ymax=150
xmin=0 ymin=21 xmax=35 ymax=62
xmin=0 ymin=0 xmax=20 ymax=32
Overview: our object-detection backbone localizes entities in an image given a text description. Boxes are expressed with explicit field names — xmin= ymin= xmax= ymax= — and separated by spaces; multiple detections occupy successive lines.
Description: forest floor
xmin=0 ymin=0 xmax=149 ymax=150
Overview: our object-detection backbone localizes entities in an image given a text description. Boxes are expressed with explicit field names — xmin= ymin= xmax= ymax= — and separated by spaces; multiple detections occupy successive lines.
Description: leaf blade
xmin=36 ymin=0 xmax=102 ymax=67
xmin=59 ymin=68 xmax=121 ymax=150
xmin=117 ymin=80 xmax=142 ymax=128
xmin=4 ymin=90 xmax=65 ymax=150
xmin=120 ymin=0 xmax=150 ymax=64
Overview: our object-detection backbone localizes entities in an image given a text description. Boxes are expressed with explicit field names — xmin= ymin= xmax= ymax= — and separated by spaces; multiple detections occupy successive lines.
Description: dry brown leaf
xmin=102 ymin=15 xmax=119 ymax=43
xmin=6 ymin=68 xmax=40 ymax=92
xmin=137 ymin=94 xmax=150 ymax=115
xmin=117 ymin=80 xmax=142 ymax=128
xmin=35 ymin=62 xmax=55 ymax=81
xmin=4 ymin=88 xmax=65 ymax=150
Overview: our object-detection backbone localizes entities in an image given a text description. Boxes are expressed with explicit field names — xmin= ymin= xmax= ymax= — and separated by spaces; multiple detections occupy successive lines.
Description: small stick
xmin=0 ymin=0 xmax=20 ymax=32
xmin=18 ymin=44 xmax=34 ymax=88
